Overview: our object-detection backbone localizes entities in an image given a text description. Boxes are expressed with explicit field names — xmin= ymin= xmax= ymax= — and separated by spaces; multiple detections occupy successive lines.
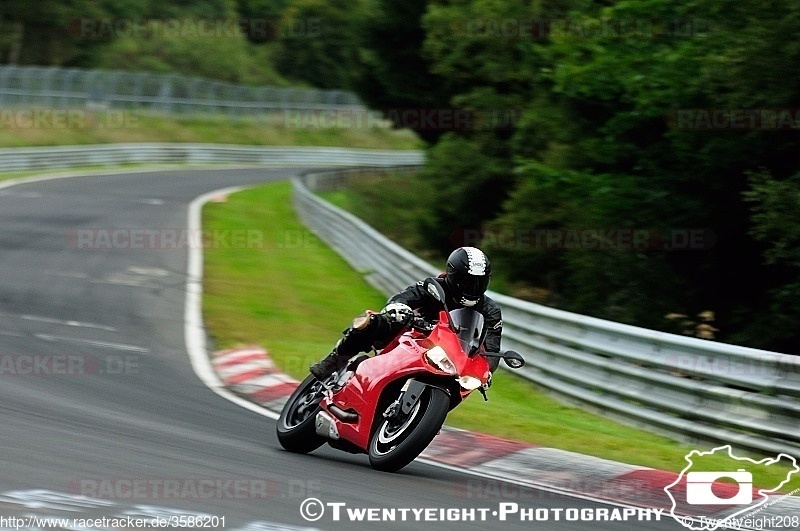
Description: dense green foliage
xmin=3 ymin=0 xmax=799 ymax=351
xmin=342 ymin=0 xmax=800 ymax=353
xmin=2 ymin=0 xmax=303 ymax=85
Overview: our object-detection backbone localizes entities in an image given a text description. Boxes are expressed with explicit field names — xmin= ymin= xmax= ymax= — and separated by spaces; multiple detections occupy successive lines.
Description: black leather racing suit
xmin=336 ymin=276 xmax=504 ymax=371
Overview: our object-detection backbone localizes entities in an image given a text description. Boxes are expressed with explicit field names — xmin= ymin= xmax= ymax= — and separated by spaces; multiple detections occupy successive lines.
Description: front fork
xmin=382 ymin=379 xmax=437 ymax=420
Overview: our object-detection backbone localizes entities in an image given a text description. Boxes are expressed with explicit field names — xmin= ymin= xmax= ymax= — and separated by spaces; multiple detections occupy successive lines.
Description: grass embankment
xmin=0 ymin=111 xmax=422 ymax=184
xmin=0 ymin=110 xmax=422 ymax=150
xmin=202 ymin=181 xmax=800 ymax=490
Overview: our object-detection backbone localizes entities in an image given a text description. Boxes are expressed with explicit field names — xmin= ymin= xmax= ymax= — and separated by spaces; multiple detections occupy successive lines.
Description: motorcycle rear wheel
xmin=368 ymin=386 xmax=449 ymax=472
xmin=276 ymin=374 xmax=326 ymax=454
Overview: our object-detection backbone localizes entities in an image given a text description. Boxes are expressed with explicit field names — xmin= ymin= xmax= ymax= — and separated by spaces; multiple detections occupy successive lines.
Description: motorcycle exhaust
xmin=315 ymin=411 xmax=340 ymax=440
xmin=328 ymin=404 xmax=359 ymax=423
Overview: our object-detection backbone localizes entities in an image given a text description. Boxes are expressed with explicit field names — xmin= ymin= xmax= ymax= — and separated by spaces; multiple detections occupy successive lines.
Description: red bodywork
xmin=319 ymin=310 xmax=491 ymax=451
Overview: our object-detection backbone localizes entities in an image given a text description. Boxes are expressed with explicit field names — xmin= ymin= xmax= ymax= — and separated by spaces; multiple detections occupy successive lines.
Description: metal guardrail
xmin=0 ymin=143 xmax=424 ymax=172
xmin=0 ymin=66 xmax=364 ymax=115
xmin=294 ymin=168 xmax=800 ymax=456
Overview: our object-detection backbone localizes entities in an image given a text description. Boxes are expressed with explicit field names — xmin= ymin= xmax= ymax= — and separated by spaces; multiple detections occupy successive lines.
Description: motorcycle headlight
xmin=458 ymin=376 xmax=483 ymax=390
xmin=425 ymin=346 xmax=457 ymax=375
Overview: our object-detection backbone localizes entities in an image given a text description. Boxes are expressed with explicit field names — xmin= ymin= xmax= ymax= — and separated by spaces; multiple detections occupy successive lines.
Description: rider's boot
xmin=309 ymin=342 xmax=348 ymax=381
xmin=309 ymin=312 xmax=382 ymax=381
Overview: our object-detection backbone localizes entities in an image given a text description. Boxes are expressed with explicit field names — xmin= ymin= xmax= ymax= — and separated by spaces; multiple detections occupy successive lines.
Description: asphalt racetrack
xmin=0 ymin=167 xmax=685 ymax=530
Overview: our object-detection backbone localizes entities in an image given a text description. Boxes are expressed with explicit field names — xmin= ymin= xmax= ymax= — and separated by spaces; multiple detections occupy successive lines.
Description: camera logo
xmin=685 ymin=469 xmax=752 ymax=505
xmin=664 ymin=445 xmax=799 ymax=531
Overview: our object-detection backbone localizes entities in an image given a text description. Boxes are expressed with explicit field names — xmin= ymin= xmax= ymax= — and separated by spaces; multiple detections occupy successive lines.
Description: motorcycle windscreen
xmin=449 ymin=308 xmax=487 ymax=355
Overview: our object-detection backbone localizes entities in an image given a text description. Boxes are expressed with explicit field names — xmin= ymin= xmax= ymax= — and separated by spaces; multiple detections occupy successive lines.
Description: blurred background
xmin=1 ymin=0 xmax=798 ymax=354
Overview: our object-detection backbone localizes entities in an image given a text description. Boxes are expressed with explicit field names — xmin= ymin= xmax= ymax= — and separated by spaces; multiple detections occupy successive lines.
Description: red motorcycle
xmin=276 ymin=278 xmax=525 ymax=472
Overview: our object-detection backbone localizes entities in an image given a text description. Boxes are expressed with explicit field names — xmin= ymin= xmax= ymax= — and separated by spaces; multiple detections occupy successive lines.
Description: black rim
xmin=372 ymin=397 xmax=424 ymax=456
xmin=284 ymin=380 xmax=324 ymax=429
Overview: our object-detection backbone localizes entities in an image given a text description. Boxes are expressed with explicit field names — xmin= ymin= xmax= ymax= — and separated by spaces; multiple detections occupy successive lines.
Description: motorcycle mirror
xmin=423 ymin=277 xmax=456 ymax=332
xmin=503 ymin=350 xmax=525 ymax=369
xmin=423 ymin=277 xmax=448 ymax=309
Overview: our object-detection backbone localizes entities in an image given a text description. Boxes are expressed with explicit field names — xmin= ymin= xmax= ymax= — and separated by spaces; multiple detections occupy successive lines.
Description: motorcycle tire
xmin=368 ymin=385 xmax=449 ymax=472
xmin=276 ymin=374 xmax=326 ymax=454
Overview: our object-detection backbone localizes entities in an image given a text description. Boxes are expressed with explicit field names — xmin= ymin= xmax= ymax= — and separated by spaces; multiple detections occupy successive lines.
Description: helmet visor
xmin=457 ymin=274 xmax=490 ymax=302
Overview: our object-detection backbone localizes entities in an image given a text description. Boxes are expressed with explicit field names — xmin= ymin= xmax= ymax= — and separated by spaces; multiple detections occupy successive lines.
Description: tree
xmin=742 ymin=171 xmax=800 ymax=351
xmin=0 ymin=0 xmax=112 ymax=64
xmin=350 ymin=0 xmax=453 ymax=143
xmin=524 ymin=0 xmax=800 ymax=348
xmin=360 ymin=0 xmax=800 ymax=350
xmin=274 ymin=0 xmax=364 ymax=89
xmin=235 ymin=0 xmax=290 ymax=42
xmin=415 ymin=133 xmax=516 ymax=255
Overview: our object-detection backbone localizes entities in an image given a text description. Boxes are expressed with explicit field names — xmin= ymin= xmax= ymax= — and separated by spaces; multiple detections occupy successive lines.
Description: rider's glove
xmin=381 ymin=302 xmax=414 ymax=325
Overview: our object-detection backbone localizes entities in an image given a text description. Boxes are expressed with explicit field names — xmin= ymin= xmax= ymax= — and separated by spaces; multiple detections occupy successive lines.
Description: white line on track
xmin=34 ymin=333 xmax=150 ymax=353
xmin=0 ymin=167 xmax=272 ymax=416
xmin=42 ymin=270 xmax=90 ymax=279
xmin=0 ymin=190 xmax=42 ymax=198
xmin=184 ymin=185 xmax=279 ymax=419
xmin=21 ymin=314 xmax=118 ymax=332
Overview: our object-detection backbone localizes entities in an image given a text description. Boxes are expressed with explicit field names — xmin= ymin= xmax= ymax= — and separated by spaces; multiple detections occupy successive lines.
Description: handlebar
xmin=407 ymin=311 xmax=434 ymax=333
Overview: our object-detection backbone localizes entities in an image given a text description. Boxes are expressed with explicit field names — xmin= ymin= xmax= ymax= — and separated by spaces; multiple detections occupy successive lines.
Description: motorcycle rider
xmin=309 ymin=246 xmax=503 ymax=381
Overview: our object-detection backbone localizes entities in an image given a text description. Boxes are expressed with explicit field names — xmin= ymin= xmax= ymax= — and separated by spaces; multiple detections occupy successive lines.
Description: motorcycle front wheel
xmin=368 ymin=385 xmax=449 ymax=472
xmin=276 ymin=374 xmax=326 ymax=454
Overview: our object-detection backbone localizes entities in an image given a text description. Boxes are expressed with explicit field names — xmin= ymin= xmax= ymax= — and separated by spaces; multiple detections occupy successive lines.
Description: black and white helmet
xmin=445 ymin=247 xmax=491 ymax=307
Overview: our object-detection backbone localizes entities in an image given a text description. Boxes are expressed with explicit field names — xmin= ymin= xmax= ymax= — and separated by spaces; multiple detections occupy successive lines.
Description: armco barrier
xmin=0 ymin=143 xmax=424 ymax=172
xmin=293 ymin=168 xmax=800 ymax=457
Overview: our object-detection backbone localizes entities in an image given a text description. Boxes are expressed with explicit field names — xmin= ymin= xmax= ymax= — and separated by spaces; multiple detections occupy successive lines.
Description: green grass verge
xmin=202 ymin=180 xmax=800 ymax=491
xmin=318 ymin=171 xmax=436 ymax=262
xmin=0 ymin=110 xmax=423 ymax=150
